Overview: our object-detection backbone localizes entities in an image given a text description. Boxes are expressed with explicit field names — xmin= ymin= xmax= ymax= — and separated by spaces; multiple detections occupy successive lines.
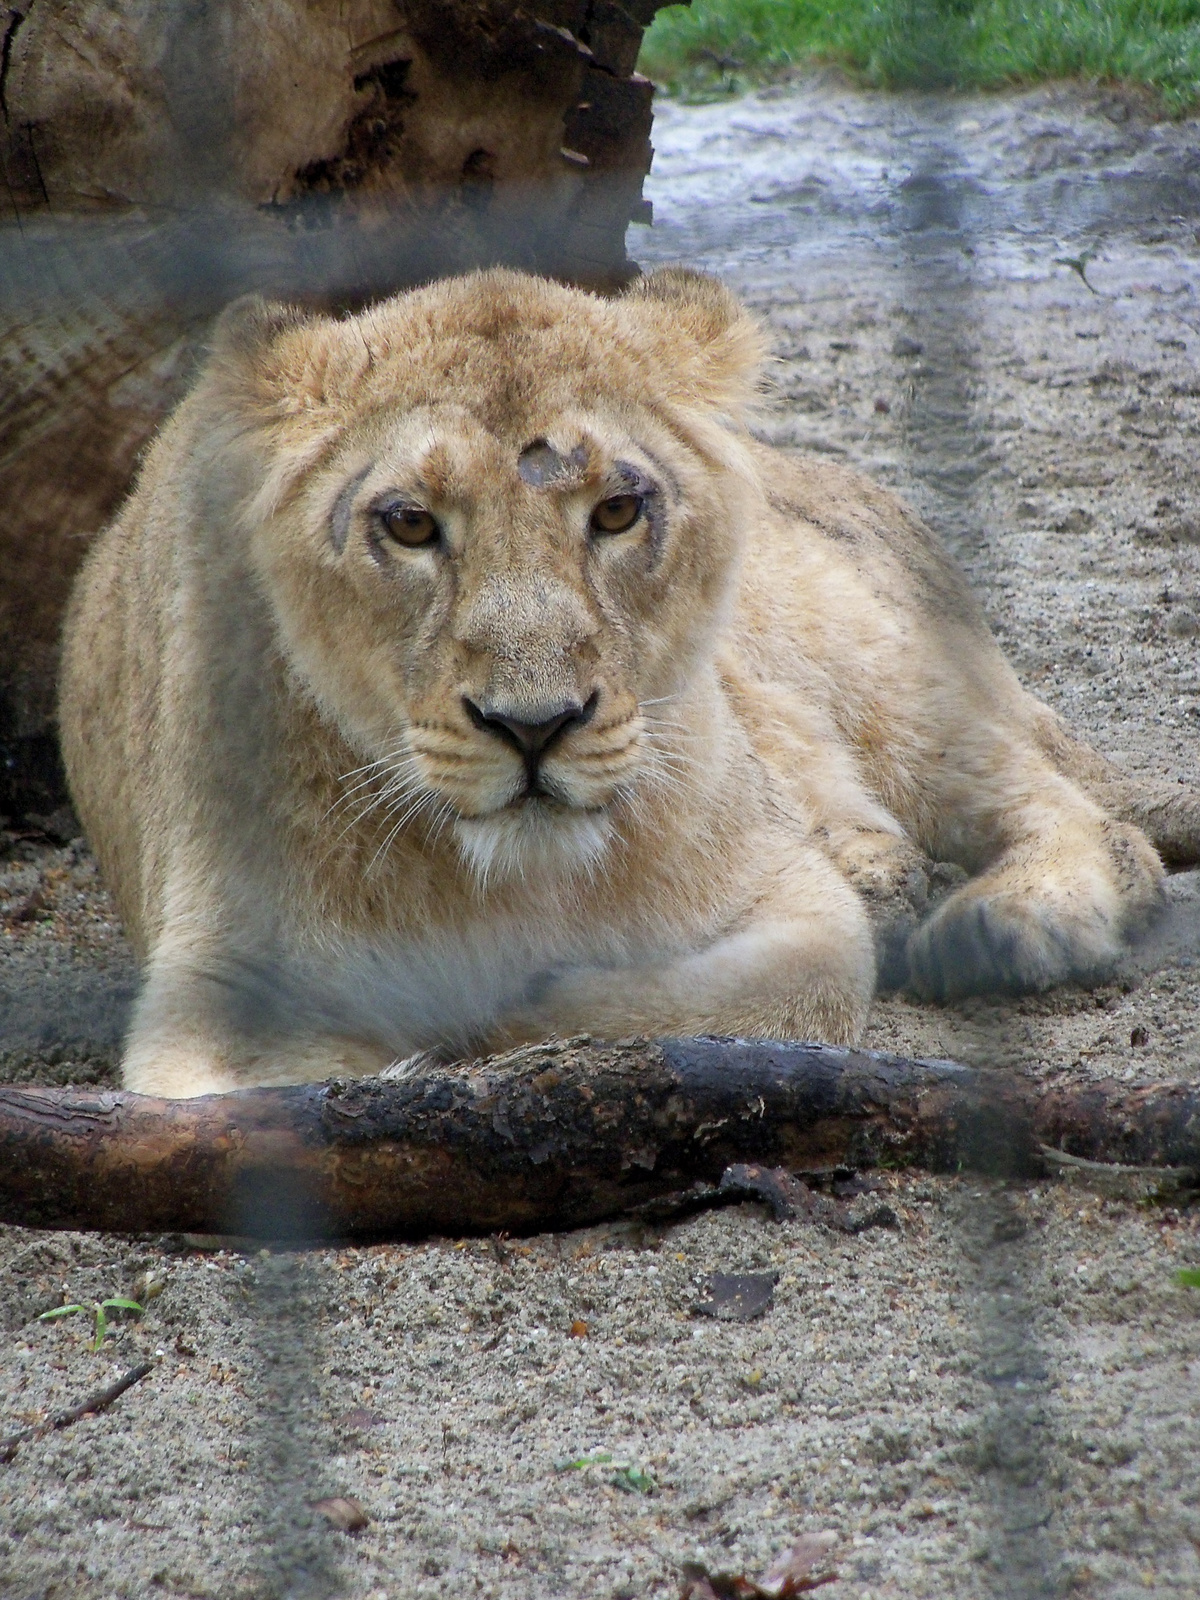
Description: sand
xmin=2 ymin=75 xmax=1200 ymax=1600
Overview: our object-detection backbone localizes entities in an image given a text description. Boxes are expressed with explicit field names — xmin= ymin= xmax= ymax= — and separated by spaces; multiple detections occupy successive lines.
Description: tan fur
xmin=59 ymin=268 xmax=1195 ymax=1096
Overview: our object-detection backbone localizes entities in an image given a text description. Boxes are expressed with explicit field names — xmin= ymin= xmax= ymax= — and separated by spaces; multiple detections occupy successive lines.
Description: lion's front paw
xmin=837 ymin=833 xmax=930 ymax=916
xmin=906 ymin=888 xmax=1119 ymax=1002
xmin=840 ymin=834 xmax=969 ymax=992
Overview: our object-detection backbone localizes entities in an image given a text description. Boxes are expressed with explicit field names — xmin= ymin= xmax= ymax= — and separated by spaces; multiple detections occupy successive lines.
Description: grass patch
xmin=639 ymin=0 xmax=1200 ymax=111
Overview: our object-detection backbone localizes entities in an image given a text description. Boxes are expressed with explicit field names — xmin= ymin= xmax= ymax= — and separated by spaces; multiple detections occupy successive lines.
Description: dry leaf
xmin=679 ymin=1570 xmax=727 ymax=1600
xmin=568 ymin=1319 xmax=589 ymax=1337
xmin=759 ymin=1531 xmax=839 ymax=1596
xmin=310 ymin=1496 xmax=369 ymax=1533
xmin=680 ymin=1530 xmax=837 ymax=1599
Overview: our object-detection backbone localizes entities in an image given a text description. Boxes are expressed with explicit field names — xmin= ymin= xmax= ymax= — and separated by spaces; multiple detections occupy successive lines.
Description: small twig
xmin=0 ymin=1360 xmax=154 ymax=1463
xmin=1053 ymin=252 xmax=1098 ymax=294
xmin=698 ymin=47 xmax=744 ymax=73
xmin=1038 ymin=1144 xmax=1196 ymax=1199
xmin=1038 ymin=1145 xmax=1180 ymax=1178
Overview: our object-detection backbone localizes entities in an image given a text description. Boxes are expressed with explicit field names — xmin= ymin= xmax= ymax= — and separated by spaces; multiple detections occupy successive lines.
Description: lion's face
xmin=228 ymin=270 xmax=762 ymax=880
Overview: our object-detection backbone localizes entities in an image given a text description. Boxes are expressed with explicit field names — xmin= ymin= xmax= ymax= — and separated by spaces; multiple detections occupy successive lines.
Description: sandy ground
xmin=3 ymin=76 xmax=1200 ymax=1600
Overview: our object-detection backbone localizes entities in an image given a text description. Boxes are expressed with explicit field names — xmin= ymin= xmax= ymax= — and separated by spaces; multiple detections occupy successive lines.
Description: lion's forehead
xmin=361 ymin=282 xmax=637 ymax=382
xmin=304 ymin=305 xmax=645 ymax=427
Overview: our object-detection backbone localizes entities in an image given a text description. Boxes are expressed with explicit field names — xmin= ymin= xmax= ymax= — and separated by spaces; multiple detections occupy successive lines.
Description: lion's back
xmin=724 ymin=441 xmax=1037 ymax=840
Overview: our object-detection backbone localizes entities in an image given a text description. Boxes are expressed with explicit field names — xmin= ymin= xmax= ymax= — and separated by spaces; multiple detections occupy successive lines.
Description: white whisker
xmin=320 ymin=743 xmax=415 ymax=825
xmin=332 ymin=765 xmax=423 ymax=843
xmin=315 ymin=736 xmax=450 ymax=878
xmin=365 ymin=784 xmax=448 ymax=876
xmin=642 ymin=719 xmax=703 ymax=743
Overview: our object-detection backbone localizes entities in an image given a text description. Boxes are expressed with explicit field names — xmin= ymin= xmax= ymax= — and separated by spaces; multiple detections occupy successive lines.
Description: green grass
xmin=639 ymin=0 xmax=1200 ymax=111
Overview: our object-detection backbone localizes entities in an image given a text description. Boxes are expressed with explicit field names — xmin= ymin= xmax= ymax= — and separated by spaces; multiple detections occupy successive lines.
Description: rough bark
xmin=1 ymin=1037 xmax=1196 ymax=1242
xmin=0 ymin=0 xmax=669 ymax=821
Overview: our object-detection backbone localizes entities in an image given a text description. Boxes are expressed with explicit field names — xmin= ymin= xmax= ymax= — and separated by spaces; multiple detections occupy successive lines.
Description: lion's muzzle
xmin=462 ymin=691 xmax=600 ymax=799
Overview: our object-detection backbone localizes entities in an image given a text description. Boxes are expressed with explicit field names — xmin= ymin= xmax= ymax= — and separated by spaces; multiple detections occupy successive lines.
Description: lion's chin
xmin=453 ymin=802 xmax=615 ymax=888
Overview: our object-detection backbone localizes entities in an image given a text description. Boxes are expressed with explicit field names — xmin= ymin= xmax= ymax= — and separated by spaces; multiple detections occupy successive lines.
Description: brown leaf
xmin=568 ymin=1318 xmax=589 ymax=1338
xmin=759 ymin=1531 xmax=839 ymax=1596
xmin=679 ymin=1567 xmax=732 ymax=1599
xmin=679 ymin=1565 xmax=752 ymax=1599
xmin=679 ymin=1532 xmax=838 ymax=1600
xmin=310 ymin=1496 xmax=369 ymax=1533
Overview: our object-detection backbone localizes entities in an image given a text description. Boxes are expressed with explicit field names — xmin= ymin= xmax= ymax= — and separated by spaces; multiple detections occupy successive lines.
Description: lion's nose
xmin=463 ymin=692 xmax=597 ymax=760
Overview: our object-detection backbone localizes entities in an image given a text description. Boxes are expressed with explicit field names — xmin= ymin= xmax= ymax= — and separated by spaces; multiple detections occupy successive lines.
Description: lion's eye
xmin=380 ymin=506 xmax=439 ymax=547
xmin=590 ymin=494 xmax=643 ymax=536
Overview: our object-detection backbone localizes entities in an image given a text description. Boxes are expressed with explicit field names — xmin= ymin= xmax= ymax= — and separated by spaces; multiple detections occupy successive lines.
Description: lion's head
xmin=208 ymin=268 xmax=764 ymax=882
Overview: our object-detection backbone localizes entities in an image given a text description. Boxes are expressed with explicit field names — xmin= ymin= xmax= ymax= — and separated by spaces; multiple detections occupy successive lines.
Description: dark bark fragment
xmin=582 ymin=2 xmax=645 ymax=77
xmin=563 ymin=67 xmax=654 ymax=171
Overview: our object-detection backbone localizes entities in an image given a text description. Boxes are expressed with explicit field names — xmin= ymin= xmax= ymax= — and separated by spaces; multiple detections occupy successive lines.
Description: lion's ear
xmin=620 ymin=268 xmax=765 ymax=410
xmin=211 ymin=294 xmax=308 ymax=360
xmin=204 ymin=295 xmax=316 ymax=412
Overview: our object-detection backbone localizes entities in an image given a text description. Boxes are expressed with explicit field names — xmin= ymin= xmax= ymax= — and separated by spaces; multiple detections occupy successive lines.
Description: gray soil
xmin=3 ymin=76 xmax=1200 ymax=1600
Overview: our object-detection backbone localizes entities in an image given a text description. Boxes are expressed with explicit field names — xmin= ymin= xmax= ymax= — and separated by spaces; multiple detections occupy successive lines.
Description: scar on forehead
xmin=517 ymin=438 xmax=591 ymax=489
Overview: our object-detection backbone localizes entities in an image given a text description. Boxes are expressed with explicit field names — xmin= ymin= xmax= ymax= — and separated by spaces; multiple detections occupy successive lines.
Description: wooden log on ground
xmin=0 ymin=0 xmax=670 ymax=823
xmin=1 ymin=1037 xmax=1196 ymax=1242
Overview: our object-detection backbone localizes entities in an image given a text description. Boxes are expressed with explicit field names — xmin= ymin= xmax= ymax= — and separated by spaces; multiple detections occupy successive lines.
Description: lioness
xmin=60 ymin=268 xmax=1200 ymax=1097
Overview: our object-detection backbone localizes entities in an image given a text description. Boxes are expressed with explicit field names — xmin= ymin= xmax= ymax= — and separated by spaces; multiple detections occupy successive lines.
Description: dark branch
xmin=0 ymin=1038 xmax=1196 ymax=1243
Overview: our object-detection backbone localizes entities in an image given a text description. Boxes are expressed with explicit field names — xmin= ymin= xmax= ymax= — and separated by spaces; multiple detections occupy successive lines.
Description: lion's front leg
xmin=490 ymin=845 xmax=876 ymax=1049
xmin=907 ymin=779 xmax=1166 ymax=1001
xmin=829 ymin=829 xmax=968 ymax=990
xmin=122 ymin=949 xmax=396 ymax=1097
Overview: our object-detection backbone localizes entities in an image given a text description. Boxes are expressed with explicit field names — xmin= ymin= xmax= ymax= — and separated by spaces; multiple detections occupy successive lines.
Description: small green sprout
xmin=554 ymin=1448 xmax=655 ymax=1495
xmin=611 ymin=1463 xmax=656 ymax=1495
xmin=1175 ymin=1268 xmax=1200 ymax=1290
xmin=39 ymin=1297 xmax=144 ymax=1351
xmin=1053 ymin=252 xmax=1098 ymax=294
xmin=556 ymin=1449 xmax=613 ymax=1472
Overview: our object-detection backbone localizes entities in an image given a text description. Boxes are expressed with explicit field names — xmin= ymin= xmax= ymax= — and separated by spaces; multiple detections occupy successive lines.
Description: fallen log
xmin=1 ymin=1037 xmax=1197 ymax=1242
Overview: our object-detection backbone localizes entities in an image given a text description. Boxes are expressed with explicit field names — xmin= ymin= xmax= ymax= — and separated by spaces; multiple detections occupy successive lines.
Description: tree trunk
xmin=1 ymin=1037 xmax=1195 ymax=1241
xmin=0 ymin=0 xmax=669 ymax=823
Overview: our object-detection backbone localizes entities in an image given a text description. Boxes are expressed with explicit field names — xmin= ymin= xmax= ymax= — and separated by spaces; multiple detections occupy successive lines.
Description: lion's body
xmin=60 ymin=269 xmax=1198 ymax=1096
